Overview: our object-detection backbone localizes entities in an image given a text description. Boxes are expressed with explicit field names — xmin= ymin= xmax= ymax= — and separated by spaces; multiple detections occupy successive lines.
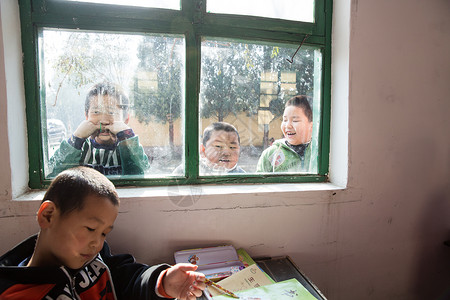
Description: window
xmin=39 ymin=29 xmax=185 ymax=178
xmin=207 ymin=0 xmax=314 ymax=22
xmin=19 ymin=0 xmax=332 ymax=188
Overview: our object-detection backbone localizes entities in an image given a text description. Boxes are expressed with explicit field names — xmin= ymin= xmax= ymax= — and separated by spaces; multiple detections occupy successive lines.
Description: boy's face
xmin=201 ymin=130 xmax=240 ymax=170
xmin=87 ymin=95 xmax=126 ymax=145
xmin=43 ymin=194 xmax=118 ymax=269
xmin=281 ymin=105 xmax=313 ymax=145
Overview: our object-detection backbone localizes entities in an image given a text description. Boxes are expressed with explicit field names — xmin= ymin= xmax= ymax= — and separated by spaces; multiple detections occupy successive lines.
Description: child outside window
xmin=256 ymin=95 xmax=315 ymax=173
xmin=173 ymin=122 xmax=245 ymax=175
xmin=0 ymin=167 xmax=205 ymax=300
xmin=48 ymin=82 xmax=150 ymax=177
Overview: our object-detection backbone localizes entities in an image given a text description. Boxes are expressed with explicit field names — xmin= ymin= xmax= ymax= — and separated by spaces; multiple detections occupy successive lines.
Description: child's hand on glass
xmin=105 ymin=121 xmax=130 ymax=135
xmin=73 ymin=120 xmax=99 ymax=139
xmin=163 ymin=263 xmax=206 ymax=300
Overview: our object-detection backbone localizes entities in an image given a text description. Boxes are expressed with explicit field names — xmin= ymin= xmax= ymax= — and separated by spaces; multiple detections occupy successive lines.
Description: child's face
xmin=87 ymin=95 xmax=125 ymax=145
xmin=44 ymin=194 xmax=118 ymax=269
xmin=281 ymin=105 xmax=313 ymax=145
xmin=201 ymin=130 xmax=240 ymax=170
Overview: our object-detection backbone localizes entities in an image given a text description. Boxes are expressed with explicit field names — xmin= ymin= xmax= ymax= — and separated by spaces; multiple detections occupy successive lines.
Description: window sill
xmin=14 ymin=182 xmax=346 ymax=202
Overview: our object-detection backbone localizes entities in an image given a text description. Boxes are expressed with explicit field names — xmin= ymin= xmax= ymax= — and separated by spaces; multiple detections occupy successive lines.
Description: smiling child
xmin=256 ymin=95 xmax=314 ymax=173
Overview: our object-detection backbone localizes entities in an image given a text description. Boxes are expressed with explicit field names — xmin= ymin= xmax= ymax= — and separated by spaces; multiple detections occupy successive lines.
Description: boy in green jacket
xmin=48 ymin=82 xmax=150 ymax=177
xmin=256 ymin=95 xmax=316 ymax=173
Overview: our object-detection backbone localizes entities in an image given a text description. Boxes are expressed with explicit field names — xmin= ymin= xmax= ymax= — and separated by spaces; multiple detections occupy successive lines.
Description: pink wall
xmin=0 ymin=0 xmax=449 ymax=299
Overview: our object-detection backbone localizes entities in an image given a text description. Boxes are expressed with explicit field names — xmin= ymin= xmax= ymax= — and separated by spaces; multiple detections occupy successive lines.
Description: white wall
xmin=1 ymin=0 xmax=449 ymax=299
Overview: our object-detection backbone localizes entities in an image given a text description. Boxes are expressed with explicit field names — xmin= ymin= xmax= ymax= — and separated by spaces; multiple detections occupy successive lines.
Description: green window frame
xmin=19 ymin=0 xmax=332 ymax=188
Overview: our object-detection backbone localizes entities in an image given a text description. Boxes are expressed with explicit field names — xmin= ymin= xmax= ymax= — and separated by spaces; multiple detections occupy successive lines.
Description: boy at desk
xmin=173 ymin=122 xmax=245 ymax=175
xmin=48 ymin=82 xmax=150 ymax=177
xmin=0 ymin=167 xmax=205 ymax=300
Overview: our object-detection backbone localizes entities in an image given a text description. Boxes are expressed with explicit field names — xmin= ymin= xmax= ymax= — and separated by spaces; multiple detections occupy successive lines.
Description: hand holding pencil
xmin=163 ymin=263 xmax=206 ymax=300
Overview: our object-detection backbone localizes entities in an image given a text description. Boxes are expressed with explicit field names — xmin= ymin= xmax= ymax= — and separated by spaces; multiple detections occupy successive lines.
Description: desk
xmin=197 ymin=256 xmax=326 ymax=299
xmin=255 ymin=256 xmax=326 ymax=300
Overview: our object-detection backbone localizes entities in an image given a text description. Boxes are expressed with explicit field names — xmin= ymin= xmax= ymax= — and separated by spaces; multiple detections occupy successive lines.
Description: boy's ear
xmin=124 ymin=113 xmax=130 ymax=124
xmin=199 ymin=144 xmax=206 ymax=156
xmin=37 ymin=201 xmax=57 ymax=229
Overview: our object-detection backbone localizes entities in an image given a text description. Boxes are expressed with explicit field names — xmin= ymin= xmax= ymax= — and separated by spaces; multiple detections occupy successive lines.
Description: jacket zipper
xmin=61 ymin=267 xmax=81 ymax=300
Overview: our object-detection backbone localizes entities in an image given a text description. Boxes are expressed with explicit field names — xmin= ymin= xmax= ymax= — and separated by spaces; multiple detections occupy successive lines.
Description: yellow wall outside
xmin=128 ymin=112 xmax=284 ymax=147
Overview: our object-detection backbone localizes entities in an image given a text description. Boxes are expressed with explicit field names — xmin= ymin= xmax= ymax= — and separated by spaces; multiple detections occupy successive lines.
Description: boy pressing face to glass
xmin=0 ymin=167 xmax=205 ymax=300
xmin=74 ymin=85 xmax=130 ymax=145
xmin=172 ymin=122 xmax=245 ymax=175
xmin=256 ymin=95 xmax=314 ymax=173
xmin=48 ymin=82 xmax=150 ymax=176
xmin=200 ymin=122 xmax=245 ymax=173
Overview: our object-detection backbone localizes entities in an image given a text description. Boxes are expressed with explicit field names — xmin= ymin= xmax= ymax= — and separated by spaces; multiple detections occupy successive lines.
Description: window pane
xmin=39 ymin=29 xmax=185 ymax=178
xmin=207 ymin=0 xmax=314 ymax=23
xmin=199 ymin=38 xmax=321 ymax=176
xmin=62 ymin=0 xmax=180 ymax=10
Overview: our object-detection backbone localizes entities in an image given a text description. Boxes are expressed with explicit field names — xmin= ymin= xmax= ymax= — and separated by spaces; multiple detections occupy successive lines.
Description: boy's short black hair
xmin=202 ymin=122 xmax=241 ymax=146
xmin=43 ymin=166 xmax=119 ymax=217
xmin=285 ymin=95 xmax=313 ymax=122
xmin=85 ymin=82 xmax=129 ymax=119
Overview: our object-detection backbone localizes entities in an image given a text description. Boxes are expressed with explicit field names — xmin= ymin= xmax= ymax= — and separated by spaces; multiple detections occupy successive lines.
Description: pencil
xmin=204 ymin=278 xmax=239 ymax=298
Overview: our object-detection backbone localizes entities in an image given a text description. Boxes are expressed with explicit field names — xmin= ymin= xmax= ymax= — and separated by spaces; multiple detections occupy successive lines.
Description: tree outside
xmin=132 ymin=35 xmax=184 ymax=151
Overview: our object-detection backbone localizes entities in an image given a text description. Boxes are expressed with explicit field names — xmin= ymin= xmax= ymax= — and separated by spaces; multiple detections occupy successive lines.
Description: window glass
xmin=62 ymin=0 xmax=181 ymax=10
xmin=207 ymin=0 xmax=314 ymax=23
xmin=199 ymin=38 xmax=321 ymax=176
xmin=20 ymin=0 xmax=331 ymax=187
xmin=40 ymin=29 xmax=185 ymax=178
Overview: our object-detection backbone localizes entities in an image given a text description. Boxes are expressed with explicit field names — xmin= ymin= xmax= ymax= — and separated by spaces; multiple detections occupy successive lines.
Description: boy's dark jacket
xmin=0 ymin=235 xmax=171 ymax=300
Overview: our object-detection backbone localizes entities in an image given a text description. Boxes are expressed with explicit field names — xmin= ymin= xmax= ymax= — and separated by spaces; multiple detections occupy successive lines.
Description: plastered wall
xmin=1 ymin=0 xmax=449 ymax=299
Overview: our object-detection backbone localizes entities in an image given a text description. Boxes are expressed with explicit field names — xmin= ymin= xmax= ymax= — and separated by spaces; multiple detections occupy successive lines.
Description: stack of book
xmin=174 ymin=245 xmax=319 ymax=300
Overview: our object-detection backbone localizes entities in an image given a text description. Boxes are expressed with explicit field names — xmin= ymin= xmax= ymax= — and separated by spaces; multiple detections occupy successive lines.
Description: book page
xmin=208 ymin=264 xmax=274 ymax=297
xmin=213 ymin=278 xmax=317 ymax=300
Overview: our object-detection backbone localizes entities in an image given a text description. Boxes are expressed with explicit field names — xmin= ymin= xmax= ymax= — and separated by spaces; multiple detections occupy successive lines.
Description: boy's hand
xmin=73 ymin=120 xmax=98 ymax=139
xmin=163 ymin=263 xmax=206 ymax=300
xmin=105 ymin=121 xmax=130 ymax=135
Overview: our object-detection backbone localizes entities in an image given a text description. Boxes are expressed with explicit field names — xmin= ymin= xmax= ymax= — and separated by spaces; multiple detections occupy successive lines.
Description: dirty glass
xmin=199 ymin=38 xmax=322 ymax=175
xmin=62 ymin=0 xmax=181 ymax=10
xmin=207 ymin=0 xmax=314 ymax=23
xmin=39 ymin=29 xmax=185 ymax=178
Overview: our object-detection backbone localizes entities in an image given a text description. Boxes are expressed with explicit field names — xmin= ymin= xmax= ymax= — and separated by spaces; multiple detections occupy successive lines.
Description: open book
xmin=212 ymin=278 xmax=317 ymax=300
xmin=207 ymin=264 xmax=274 ymax=297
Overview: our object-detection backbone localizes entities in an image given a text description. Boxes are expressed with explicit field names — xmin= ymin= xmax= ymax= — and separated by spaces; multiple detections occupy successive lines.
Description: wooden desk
xmin=197 ymin=256 xmax=326 ymax=299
